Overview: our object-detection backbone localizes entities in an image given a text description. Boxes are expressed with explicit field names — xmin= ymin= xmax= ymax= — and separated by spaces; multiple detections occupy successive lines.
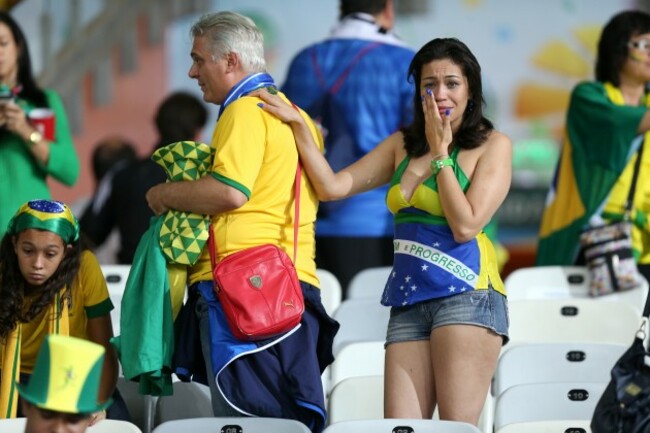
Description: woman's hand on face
xmin=249 ymin=88 xmax=303 ymax=125
xmin=422 ymin=89 xmax=452 ymax=155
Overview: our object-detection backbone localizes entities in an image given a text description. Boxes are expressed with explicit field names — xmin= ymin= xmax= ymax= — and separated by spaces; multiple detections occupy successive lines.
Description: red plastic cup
xmin=29 ymin=108 xmax=55 ymax=140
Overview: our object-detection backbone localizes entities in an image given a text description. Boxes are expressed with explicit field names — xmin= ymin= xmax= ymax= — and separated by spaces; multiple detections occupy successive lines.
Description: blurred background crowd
xmin=2 ymin=0 xmax=647 ymax=276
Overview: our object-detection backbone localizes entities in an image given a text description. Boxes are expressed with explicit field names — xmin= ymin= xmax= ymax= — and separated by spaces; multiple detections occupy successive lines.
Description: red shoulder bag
xmin=208 ymin=164 xmax=305 ymax=341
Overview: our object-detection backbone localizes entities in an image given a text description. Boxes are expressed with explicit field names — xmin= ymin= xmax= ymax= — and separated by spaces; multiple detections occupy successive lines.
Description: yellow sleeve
xmin=77 ymin=251 xmax=114 ymax=318
xmin=210 ymin=98 xmax=266 ymax=198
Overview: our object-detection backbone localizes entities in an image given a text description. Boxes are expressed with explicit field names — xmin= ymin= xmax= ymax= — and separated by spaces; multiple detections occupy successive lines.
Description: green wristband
xmin=431 ymin=157 xmax=454 ymax=175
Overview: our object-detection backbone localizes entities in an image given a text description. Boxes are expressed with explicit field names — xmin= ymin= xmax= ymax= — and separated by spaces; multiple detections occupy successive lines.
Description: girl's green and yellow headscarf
xmin=6 ymin=200 xmax=79 ymax=244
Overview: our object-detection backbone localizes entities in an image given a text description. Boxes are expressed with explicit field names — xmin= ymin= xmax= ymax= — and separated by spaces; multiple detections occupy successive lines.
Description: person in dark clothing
xmin=89 ymin=136 xmax=137 ymax=184
xmin=74 ymin=136 xmax=137 ymax=263
xmin=80 ymin=92 xmax=208 ymax=264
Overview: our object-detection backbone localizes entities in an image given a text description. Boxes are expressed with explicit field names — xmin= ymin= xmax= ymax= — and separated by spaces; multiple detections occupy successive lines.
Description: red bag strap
xmin=290 ymin=101 xmax=302 ymax=264
xmin=292 ymin=162 xmax=301 ymax=263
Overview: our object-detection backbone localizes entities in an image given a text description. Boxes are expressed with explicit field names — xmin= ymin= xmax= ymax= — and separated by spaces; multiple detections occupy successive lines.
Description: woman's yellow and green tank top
xmin=381 ymin=147 xmax=505 ymax=307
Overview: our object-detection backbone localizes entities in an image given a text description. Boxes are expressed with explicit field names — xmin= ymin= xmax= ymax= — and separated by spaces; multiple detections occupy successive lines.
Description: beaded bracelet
xmin=431 ymin=157 xmax=454 ymax=175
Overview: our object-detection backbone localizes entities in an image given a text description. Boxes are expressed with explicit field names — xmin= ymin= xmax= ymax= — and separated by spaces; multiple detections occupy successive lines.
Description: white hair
xmin=190 ymin=11 xmax=266 ymax=73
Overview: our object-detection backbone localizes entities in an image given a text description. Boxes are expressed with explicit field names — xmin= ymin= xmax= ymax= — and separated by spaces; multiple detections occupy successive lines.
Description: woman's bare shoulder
xmin=480 ymin=130 xmax=512 ymax=158
xmin=384 ymin=130 xmax=406 ymax=146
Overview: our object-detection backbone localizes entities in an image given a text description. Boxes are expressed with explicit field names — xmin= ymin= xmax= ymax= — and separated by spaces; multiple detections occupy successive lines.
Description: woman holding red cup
xmin=0 ymin=11 xmax=79 ymax=237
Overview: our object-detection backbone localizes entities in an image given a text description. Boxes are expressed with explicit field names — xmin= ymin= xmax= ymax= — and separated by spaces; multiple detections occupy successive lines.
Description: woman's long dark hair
xmin=595 ymin=10 xmax=650 ymax=85
xmin=402 ymin=38 xmax=494 ymax=157
xmin=0 ymin=12 xmax=47 ymax=107
xmin=0 ymin=231 xmax=81 ymax=340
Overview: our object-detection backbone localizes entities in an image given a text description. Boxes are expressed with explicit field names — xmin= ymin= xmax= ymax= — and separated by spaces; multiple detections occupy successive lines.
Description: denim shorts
xmin=385 ymin=287 xmax=509 ymax=346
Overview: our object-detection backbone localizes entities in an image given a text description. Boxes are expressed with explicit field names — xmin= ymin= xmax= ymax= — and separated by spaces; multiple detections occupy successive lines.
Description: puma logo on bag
xmin=249 ymin=275 xmax=262 ymax=289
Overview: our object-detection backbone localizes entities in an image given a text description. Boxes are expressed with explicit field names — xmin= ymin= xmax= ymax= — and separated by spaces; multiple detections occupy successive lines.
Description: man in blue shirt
xmin=283 ymin=0 xmax=414 ymax=295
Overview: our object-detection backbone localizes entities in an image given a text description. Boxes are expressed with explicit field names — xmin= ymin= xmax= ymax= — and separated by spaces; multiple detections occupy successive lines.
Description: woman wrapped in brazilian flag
xmin=537 ymin=10 xmax=650 ymax=281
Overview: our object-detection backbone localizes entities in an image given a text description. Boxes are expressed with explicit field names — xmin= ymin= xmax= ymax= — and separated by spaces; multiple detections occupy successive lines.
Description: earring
xmin=467 ymin=100 xmax=475 ymax=112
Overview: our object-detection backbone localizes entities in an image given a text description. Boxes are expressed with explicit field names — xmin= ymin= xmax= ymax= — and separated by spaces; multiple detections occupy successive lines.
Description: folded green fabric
xmin=110 ymin=216 xmax=174 ymax=396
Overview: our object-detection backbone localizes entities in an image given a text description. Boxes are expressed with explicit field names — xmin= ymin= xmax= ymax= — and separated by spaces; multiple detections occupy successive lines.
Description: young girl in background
xmin=0 ymin=199 xmax=126 ymax=423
